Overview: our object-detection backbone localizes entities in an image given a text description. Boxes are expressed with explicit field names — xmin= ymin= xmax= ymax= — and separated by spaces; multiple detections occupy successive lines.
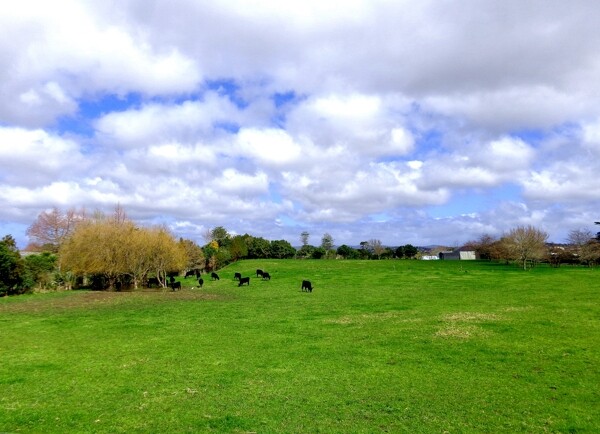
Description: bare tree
xmin=26 ymin=207 xmax=86 ymax=252
xmin=503 ymin=225 xmax=548 ymax=270
xmin=369 ymin=239 xmax=385 ymax=259
xmin=567 ymin=228 xmax=593 ymax=247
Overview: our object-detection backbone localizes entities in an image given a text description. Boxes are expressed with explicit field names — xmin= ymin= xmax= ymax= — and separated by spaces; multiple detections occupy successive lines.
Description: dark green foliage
xmin=336 ymin=244 xmax=359 ymax=259
xmin=23 ymin=252 xmax=57 ymax=289
xmin=229 ymin=235 xmax=248 ymax=260
xmin=269 ymin=239 xmax=296 ymax=258
xmin=296 ymin=244 xmax=315 ymax=259
xmin=311 ymin=246 xmax=326 ymax=259
xmin=246 ymin=236 xmax=271 ymax=259
xmin=0 ymin=235 xmax=27 ymax=296
xmin=402 ymin=244 xmax=418 ymax=258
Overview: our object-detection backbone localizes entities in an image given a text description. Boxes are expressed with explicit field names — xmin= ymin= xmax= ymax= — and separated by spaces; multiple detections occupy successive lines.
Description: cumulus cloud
xmin=1 ymin=1 xmax=600 ymax=247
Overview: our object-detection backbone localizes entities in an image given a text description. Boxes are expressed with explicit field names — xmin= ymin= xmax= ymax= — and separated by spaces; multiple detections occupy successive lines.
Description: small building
xmin=439 ymin=251 xmax=460 ymax=260
xmin=439 ymin=247 xmax=477 ymax=260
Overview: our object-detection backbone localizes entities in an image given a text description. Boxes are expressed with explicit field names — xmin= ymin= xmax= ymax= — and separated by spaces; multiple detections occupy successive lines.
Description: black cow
xmin=256 ymin=269 xmax=264 ymax=278
xmin=211 ymin=272 xmax=220 ymax=281
xmin=301 ymin=280 xmax=313 ymax=292
xmin=147 ymin=277 xmax=160 ymax=288
xmin=262 ymin=272 xmax=271 ymax=280
xmin=234 ymin=272 xmax=242 ymax=281
xmin=198 ymin=278 xmax=204 ymax=288
xmin=184 ymin=270 xmax=197 ymax=278
xmin=171 ymin=281 xmax=182 ymax=291
xmin=238 ymin=276 xmax=250 ymax=287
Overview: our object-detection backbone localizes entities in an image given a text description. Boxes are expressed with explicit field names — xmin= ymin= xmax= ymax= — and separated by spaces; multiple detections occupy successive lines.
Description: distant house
xmin=439 ymin=247 xmax=477 ymax=260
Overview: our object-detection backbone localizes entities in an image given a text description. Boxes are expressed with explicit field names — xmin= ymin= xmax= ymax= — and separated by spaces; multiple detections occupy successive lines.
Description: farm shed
xmin=439 ymin=248 xmax=477 ymax=260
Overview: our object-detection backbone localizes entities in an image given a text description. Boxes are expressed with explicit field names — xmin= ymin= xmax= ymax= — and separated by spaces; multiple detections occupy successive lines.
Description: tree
xmin=59 ymin=210 xmax=186 ymax=289
xmin=503 ymin=225 xmax=548 ymax=270
xmin=297 ymin=244 xmax=315 ymax=259
xmin=180 ymin=238 xmax=205 ymax=271
xmin=300 ymin=231 xmax=310 ymax=247
xmin=359 ymin=241 xmax=372 ymax=259
xmin=229 ymin=235 xmax=248 ymax=261
xmin=321 ymin=233 xmax=334 ymax=258
xmin=270 ymin=240 xmax=296 ymax=259
xmin=23 ymin=252 xmax=57 ymax=289
xmin=394 ymin=246 xmax=404 ymax=259
xmin=466 ymin=234 xmax=497 ymax=261
xmin=246 ymin=236 xmax=271 ymax=259
xmin=211 ymin=226 xmax=231 ymax=248
xmin=0 ymin=235 xmax=26 ymax=296
xmin=311 ymin=247 xmax=326 ymax=259
xmin=26 ymin=207 xmax=85 ymax=252
xmin=369 ymin=239 xmax=385 ymax=259
xmin=336 ymin=244 xmax=358 ymax=259
xmin=403 ymin=244 xmax=418 ymax=259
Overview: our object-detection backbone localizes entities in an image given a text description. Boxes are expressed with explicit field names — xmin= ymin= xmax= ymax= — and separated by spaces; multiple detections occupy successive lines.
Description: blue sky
xmin=1 ymin=0 xmax=600 ymax=249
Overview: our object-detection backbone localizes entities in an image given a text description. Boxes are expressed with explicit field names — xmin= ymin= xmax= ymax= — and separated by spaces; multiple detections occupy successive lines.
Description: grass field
xmin=1 ymin=259 xmax=599 ymax=433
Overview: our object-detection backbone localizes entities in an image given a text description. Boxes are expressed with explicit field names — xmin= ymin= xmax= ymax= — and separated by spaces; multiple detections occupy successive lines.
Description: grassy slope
xmin=0 ymin=260 xmax=598 ymax=433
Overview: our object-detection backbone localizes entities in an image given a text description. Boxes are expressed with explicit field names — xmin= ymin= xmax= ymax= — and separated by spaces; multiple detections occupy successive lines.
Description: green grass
xmin=1 ymin=260 xmax=599 ymax=433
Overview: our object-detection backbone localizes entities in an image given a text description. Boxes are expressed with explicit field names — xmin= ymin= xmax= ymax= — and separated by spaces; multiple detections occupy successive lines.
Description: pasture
xmin=1 ymin=260 xmax=598 ymax=433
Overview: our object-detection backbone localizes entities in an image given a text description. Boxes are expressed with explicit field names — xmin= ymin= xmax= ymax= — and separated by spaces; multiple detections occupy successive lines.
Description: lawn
xmin=1 ymin=260 xmax=598 ymax=433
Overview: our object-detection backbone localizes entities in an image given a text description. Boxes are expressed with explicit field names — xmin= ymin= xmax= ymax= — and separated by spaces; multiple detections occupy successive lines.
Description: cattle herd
xmin=149 ymin=267 xmax=313 ymax=293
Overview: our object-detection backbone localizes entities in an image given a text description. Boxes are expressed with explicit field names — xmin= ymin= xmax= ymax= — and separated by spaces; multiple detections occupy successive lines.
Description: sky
xmin=1 ymin=0 xmax=600 ymax=249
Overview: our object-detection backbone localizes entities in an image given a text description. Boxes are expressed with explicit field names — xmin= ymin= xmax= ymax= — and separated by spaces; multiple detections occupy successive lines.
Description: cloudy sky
xmin=1 ymin=0 xmax=599 ymax=249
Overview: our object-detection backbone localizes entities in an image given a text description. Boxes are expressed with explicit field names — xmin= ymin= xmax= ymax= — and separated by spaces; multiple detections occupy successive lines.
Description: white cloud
xmin=235 ymin=128 xmax=303 ymax=166
xmin=2 ymin=1 xmax=600 ymax=247
xmin=0 ymin=127 xmax=87 ymax=186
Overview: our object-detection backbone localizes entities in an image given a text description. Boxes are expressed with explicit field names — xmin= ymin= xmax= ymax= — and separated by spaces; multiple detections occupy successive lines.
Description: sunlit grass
xmin=1 ymin=260 xmax=598 ymax=432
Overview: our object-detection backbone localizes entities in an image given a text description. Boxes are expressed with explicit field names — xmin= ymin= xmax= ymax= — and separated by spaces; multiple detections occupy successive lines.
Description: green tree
xmin=336 ymin=244 xmax=358 ymax=259
xmin=211 ymin=226 xmax=231 ymax=248
xmin=24 ymin=252 xmax=57 ymax=289
xmin=270 ymin=240 xmax=296 ymax=259
xmin=394 ymin=246 xmax=405 ymax=258
xmin=0 ymin=235 xmax=26 ymax=296
xmin=229 ymin=235 xmax=249 ymax=261
xmin=247 ymin=236 xmax=271 ymax=259
xmin=403 ymin=244 xmax=418 ymax=259
xmin=311 ymin=247 xmax=326 ymax=259
xmin=297 ymin=244 xmax=315 ymax=259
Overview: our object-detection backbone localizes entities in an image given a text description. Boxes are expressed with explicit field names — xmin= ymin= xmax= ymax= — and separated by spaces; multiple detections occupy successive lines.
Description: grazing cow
xmin=147 ymin=277 xmax=160 ymax=288
xmin=256 ymin=269 xmax=264 ymax=278
xmin=198 ymin=278 xmax=204 ymax=288
xmin=238 ymin=276 xmax=250 ymax=287
xmin=169 ymin=276 xmax=176 ymax=285
xmin=211 ymin=272 xmax=220 ymax=281
xmin=301 ymin=280 xmax=313 ymax=292
xmin=184 ymin=270 xmax=196 ymax=278
xmin=262 ymin=272 xmax=271 ymax=280
xmin=234 ymin=272 xmax=242 ymax=281
xmin=171 ymin=281 xmax=182 ymax=291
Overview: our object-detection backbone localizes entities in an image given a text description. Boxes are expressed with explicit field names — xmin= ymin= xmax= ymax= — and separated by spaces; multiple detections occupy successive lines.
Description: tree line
xmin=465 ymin=226 xmax=600 ymax=269
xmin=1 ymin=206 xmax=599 ymax=295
